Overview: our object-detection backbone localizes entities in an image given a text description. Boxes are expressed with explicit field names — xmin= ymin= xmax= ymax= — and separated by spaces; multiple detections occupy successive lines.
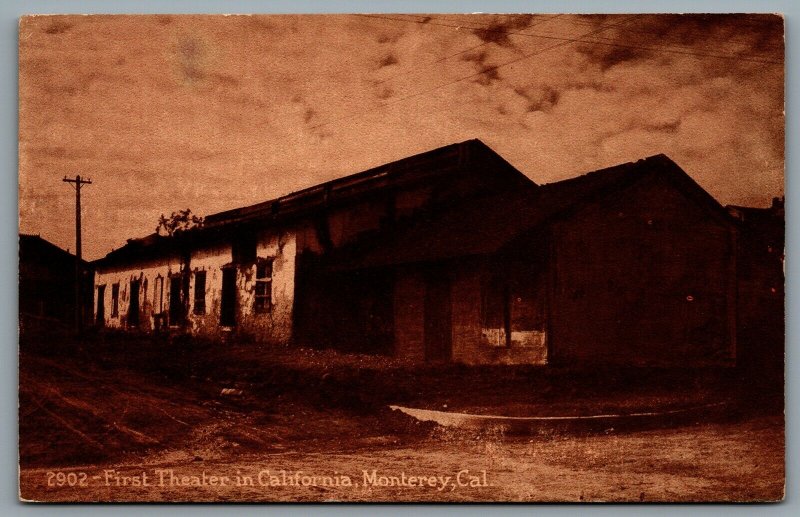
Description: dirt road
xmin=20 ymin=415 xmax=784 ymax=502
xmin=18 ymin=341 xmax=784 ymax=502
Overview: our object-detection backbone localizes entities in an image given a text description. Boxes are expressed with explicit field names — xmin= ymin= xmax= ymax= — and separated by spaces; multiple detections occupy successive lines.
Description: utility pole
xmin=63 ymin=175 xmax=92 ymax=334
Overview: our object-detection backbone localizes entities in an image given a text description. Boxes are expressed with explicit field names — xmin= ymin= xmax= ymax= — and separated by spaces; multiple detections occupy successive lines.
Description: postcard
xmin=18 ymin=13 xmax=784 ymax=502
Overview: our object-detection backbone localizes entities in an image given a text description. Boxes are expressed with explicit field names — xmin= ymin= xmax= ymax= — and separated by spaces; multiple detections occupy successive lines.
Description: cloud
xmin=176 ymin=35 xmax=207 ymax=82
xmin=43 ymin=19 xmax=74 ymax=35
xmin=377 ymin=52 xmax=399 ymax=69
xmin=18 ymin=14 xmax=784 ymax=260
xmin=513 ymin=86 xmax=560 ymax=113
xmin=375 ymin=28 xmax=404 ymax=44
xmin=471 ymin=14 xmax=537 ymax=47
xmin=24 ymin=145 xmax=93 ymax=160
xmin=579 ymin=44 xmax=650 ymax=71
xmin=376 ymin=86 xmax=393 ymax=100
xmin=461 ymin=50 xmax=501 ymax=86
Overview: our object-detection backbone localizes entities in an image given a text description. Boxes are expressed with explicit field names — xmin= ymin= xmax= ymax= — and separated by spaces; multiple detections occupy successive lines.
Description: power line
xmin=357 ymin=13 xmax=782 ymax=65
xmin=406 ymin=13 xmax=783 ymax=53
xmin=369 ymin=13 xmax=783 ymax=65
xmin=310 ymin=15 xmax=638 ymax=131
xmin=573 ymin=30 xmax=782 ymax=54
xmin=428 ymin=15 xmax=783 ymax=54
xmin=374 ymin=41 xmax=487 ymax=86
xmin=373 ymin=14 xmax=564 ymax=87
xmin=432 ymin=12 xmax=783 ymax=51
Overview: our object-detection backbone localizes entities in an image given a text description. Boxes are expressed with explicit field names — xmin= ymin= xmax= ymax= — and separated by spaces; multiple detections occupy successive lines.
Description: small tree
xmin=156 ymin=209 xmax=204 ymax=237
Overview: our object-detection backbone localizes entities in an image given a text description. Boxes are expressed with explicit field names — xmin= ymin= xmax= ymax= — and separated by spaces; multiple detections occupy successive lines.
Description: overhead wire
xmin=373 ymin=14 xmax=564 ymax=87
xmin=357 ymin=13 xmax=782 ymax=65
xmin=437 ymin=12 xmax=783 ymax=51
xmin=308 ymin=15 xmax=634 ymax=131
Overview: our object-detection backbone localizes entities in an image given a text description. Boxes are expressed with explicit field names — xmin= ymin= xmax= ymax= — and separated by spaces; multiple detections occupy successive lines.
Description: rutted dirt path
xmin=21 ymin=415 xmax=784 ymax=502
xmin=18 ymin=341 xmax=784 ymax=502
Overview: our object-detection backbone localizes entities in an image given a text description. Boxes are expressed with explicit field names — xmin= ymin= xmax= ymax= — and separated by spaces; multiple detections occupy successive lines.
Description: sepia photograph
xmin=17 ymin=12 xmax=784 ymax=502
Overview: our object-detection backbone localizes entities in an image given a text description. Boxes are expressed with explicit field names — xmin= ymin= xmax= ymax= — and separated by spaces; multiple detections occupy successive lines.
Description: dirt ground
xmin=21 ymin=416 xmax=784 ymax=502
xmin=18 ymin=334 xmax=785 ymax=502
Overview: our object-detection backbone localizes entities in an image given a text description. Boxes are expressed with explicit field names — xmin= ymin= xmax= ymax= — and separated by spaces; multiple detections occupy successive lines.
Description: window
xmin=254 ymin=259 xmax=273 ymax=313
xmin=220 ymin=268 xmax=237 ymax=326
xmin=481 ymin=267 xmax=547 ymax=353
xmin=154 ymin=276 xmax=164 ymax=313
xmin=169 ymin=276 xmax=185 ymax=325
xmin=111 ymin=283 xmax=119 ymax=317
xmin=481 ymin=276 xmax=510 ymax=347
xmin=96 ymin=285 xmax=106 ymax=324
xmin=194 ymin=271 xmax=206 ymax=315
xmin=129 ymin=280 xmax=140 ymax=327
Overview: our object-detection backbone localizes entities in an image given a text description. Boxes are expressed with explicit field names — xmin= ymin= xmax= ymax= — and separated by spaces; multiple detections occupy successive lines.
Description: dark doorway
xmin=424 ymin=270 xmax=452 ymax=362
xmin=129 ymin=280 xmax=140 ymax=327
xmin=96 ymin=285 xmax=105 ymax=326
xmin=327 ymin=271 xmax=394 ymax=354
xmin=220 ymin=268 xmax=237 ymax=327
xmin=360 ymin=272 xmax=394 ymax=354
xmin=169 ymin=276 xmax=184 ymax=326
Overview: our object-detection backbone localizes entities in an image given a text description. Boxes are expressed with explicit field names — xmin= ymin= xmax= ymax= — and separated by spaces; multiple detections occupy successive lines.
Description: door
xmin=96 ymin=285 xmax=105 ymax=326
xmin=424 ymin=270 xmax=452 ymax=362
xmin=129 ymin=280 xmax=140 ymax=327
xmin=220 ymin=268 xmax=237 ymax=327
xmin=169 ymin=276 xmax=184 ymax=325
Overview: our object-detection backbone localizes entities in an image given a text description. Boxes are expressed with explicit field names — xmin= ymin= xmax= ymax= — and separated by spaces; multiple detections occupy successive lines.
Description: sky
xmin=18 ymin=14 xmax=784 ymax=260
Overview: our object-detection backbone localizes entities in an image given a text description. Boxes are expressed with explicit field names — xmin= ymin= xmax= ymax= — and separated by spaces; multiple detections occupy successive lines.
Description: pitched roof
xmin=95 ymin=139 xmax=532 ymax=267
xmin=341 ymin=154 xmax=734 ymax=269
xmin=203 ymin=139 xmax=531 ymax=228
xmin=19 ymin=233 xmax=89 ymax=267
xmin=93 ymin=232 xmax=176 ymax=268
xmin=95 ymin=139 xmax=535 ymax=266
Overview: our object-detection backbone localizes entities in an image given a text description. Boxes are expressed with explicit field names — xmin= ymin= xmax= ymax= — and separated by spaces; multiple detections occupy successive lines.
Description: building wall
xmin=549 ymin=174 xmax=737 ymax=366
xmin=392 ymin=261 xmax=548 ymax=365
xmin=185 ymin=242 xmax=230 ymax=335
xmin=393 ymin=269 xmax=426 ymax=362
xmin=326 ymin=197 xmax=388 ymax=248
xmin=94 ymin=228 xmax=296 ymax=343
xmin=94 ymin=254 xmax=182 ymax=330
xmin=450 ymin=265 xmax=482 ymax=364
xmin=239 ymin=231 xmax=296 ymax=343
xmin=387 ymin=175 xmax=736 ymax=367
xmin=730 ymin=206 xmax=784 ymax=379
xmin=19 ymin=236 xmax=94 ymax=331
xmin=388 ymin=174 xmax=736 ymax=367
xmin=292 ymin=184 xmax=441 ymax=351
xmin=293 ymin=185 xmax=437 ymax=256
xmin=450 ymin=262 xmax=548 ymax=366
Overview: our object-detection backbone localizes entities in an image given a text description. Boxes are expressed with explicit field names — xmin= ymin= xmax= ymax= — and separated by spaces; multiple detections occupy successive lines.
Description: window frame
xmin=254 ymin=258 xmax=273 ymax=314
xmin=111 ymin=282 xmax=119 ymax=318
xmin=193 ymin=270 xmax=207 ymax=315
xmin=96 ymin=284 xmax=106 ymax=322
xmin=153 ymin=276 xmax=164 ymax=314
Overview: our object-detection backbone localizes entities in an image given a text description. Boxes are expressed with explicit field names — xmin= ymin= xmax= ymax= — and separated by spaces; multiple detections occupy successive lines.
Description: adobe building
xmin=727 ymin=199 xmax=785 ymax=379
xmin=93 ymin=140 xmax=741 ymax=367
xmin=19 ymin=233 xmax=94 ymax=331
